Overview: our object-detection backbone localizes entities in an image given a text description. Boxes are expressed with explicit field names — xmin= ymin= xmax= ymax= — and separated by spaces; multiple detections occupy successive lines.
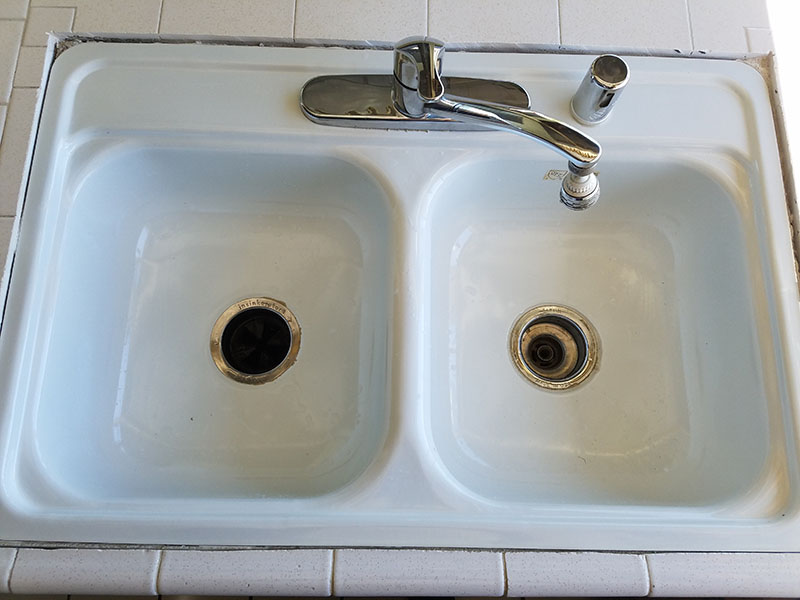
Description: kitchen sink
xmin=0 ymin=41 xmax=798 ymax=550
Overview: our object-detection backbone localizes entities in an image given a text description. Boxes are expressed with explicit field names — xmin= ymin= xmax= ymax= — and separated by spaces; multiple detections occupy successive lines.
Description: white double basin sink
xmin=0 ymin=42 xmax=798 ymax=551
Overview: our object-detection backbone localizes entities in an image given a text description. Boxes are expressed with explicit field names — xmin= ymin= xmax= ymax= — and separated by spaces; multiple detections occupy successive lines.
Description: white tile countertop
xmin=0 ymin=0 xmax=796 ymax=597
xmin=0 ymin=548 xmax=793 ymax=596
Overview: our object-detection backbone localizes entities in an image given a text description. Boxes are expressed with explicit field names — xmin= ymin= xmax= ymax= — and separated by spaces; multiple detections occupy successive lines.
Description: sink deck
xmin=0 ymin=42 xmax=798 ymax=550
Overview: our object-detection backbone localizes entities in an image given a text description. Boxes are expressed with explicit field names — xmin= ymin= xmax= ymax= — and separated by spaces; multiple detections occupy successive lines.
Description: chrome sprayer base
xmin=560 ymin=171 xmax=600 ymax=210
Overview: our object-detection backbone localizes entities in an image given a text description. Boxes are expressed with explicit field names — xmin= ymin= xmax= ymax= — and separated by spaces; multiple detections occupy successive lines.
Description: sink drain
xmin=210 ymin=297 xmax=300 ymax=384
xmin=510 ymin=304 xmax=599 ymax=390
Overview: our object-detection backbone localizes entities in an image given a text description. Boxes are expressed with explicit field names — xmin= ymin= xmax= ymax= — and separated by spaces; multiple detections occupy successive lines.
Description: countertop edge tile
xmin=0 ymin=87 xmax=39 ymax=216
xmin=647 ymin=552 xmax=800 ymax=597
xmin=158 ymin=549 xmax=332 ymax=596
xmin=0 ymin=548 xmax=16 ymax=593
xmin=506 ymin=551 xmax=649 ymax=597
xmin=295 ymin=0 xmax=427 ymax=45
xmin=159 ymin=0 xmax=294 ymax=38
xmin=9 ymin=548 xmax=159 ymax=595
xmin=333 ymin=549 xmax=504 ymax=596
xmin=428 ymin=0 xmax=559 ymax=46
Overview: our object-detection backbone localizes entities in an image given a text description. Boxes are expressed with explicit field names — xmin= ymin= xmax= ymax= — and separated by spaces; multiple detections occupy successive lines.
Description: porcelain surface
xmin=0 ymin=42 xmax=798 ymax=550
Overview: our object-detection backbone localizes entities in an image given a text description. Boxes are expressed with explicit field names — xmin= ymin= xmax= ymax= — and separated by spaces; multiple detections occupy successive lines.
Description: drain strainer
xmin=510 ymin=304 xmax=599 ymax=390
xmin=210 ymin=297 xmax=300 ymax=385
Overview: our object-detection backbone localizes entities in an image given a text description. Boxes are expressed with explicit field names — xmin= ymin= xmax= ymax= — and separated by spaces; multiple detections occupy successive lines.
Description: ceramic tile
xmin=746 ymin=27 xmax=774 ymax=53
xmin=0 ymin=0 xmax=28 ymax=20
xmin=295 ymin=0 xmax=426 ymax=42
xmin=71 ymin=596 xmax=156 ymax=600
xmin=10 ymin=548 xmax=159 ymax=594
xmin=560 ymin=0 xmax=692 ymax=50
xmin=337 ymin=597 xmax=407 ymax=600
xmin=0 ymin=595 xmax=68 ymax=599
xmin=251 ymin=597 xmax=333 ymax=600
xmin=647 ymin=552 xmax=800 ymax=596
xmin=160 ymin=0 xmax=294 ymax=37
xmin=689 ymin=0 xmax=770 ymax=53
xmin=22 ymin=6 xmax=74 ymax=47
xmin=0 ymin=548 xmax=15 ymax=594
xmin=506 ymin=551 xmax=649 ymax=597
xmin=31 ymin=0 xmax=161 ymax=30
xmin=71 ymin=0 xmax=161 ymax=34
xmin=0 ymin=20 xmax=23 ymax=103
xmin=13 ymin=46 xmax=46 ymax=88
xmin=0 ymin=88 xmax=37 ymax=216
xmin=333 ymin=549 xmax=504 ymax=596
xmin=161 ymin=596 xmax=249 ymax=600
xmin=429 ymin=0 xmax=558 ymax=44
xmin=158 ymin=550 xmax=332 ymax=596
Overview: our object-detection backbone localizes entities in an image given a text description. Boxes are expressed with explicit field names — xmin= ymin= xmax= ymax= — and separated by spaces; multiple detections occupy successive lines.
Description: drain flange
xmin=210 ymin=297 xmax=300 ymax=385
xmin=510 ymin=304 xmax=599 ymax=390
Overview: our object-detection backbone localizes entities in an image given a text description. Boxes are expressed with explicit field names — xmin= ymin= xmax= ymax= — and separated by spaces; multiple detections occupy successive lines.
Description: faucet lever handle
xmin=393 ymin=37 xmax=445 ymax=102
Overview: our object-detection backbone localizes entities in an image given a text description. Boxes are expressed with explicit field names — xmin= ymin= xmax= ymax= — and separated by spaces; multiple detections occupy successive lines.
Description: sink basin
xmin=30 ymin=146 xmax=392 ymax=500
xmin=0 ymin=41 xmax=799 ymax=550
xmin=426 ymin=156 xmax=780 ymax=507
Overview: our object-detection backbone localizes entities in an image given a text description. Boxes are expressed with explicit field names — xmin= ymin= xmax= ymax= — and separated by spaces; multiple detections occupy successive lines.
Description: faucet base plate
xmin=300 ymin=74 xmax=530 ymax=130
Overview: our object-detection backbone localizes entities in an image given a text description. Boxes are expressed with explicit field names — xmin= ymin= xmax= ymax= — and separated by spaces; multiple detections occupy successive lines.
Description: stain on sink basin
xmin=26 ymin=147 xmax=393 ymax=499
xmin=425 ymin=156 xmax=788 ymax=507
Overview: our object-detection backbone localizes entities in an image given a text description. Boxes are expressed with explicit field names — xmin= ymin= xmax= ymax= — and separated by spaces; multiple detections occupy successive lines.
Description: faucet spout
xmin=426 ymin=96 xmax=601 ymax=170
xmin=392 ymin=37 xmax=602 ymax=208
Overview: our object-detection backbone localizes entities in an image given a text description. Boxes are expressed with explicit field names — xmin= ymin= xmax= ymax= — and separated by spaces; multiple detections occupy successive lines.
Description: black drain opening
xmin=527 ymin=333 xmax=566 ymax=372
xmin=220 ymin=308 xmax=292 ymax=375
xmin=520 ymin=315 xmax=588 ymax=382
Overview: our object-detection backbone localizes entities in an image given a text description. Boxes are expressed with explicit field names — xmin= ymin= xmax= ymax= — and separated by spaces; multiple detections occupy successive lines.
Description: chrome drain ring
xmin=510 ymin=304 xmax=599 ymax=391
xmin=210 ymin=297 xmax=301 ymax=385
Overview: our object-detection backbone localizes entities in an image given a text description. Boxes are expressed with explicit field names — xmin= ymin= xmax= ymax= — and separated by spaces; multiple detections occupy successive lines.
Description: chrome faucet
xmin=301 ymin=37 xmax=603 ymax=209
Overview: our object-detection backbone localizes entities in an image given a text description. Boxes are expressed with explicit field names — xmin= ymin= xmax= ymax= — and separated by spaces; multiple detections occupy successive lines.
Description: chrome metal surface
xmin=426 ymin=96 xmax=601 ymax=168
xmin=210 ymin=297 xmax=301 ymax=385
xmin=571 ymin=54 xmax=629 ymax=125
xmin=393 ymin=38 xmax=601 ymax=170
xmin=300 ymin=38 xmax=601 ymax=172
xmin=300 ymin=74 xmax=531 ymax=130
xmin=560 ymin=169 xmax=600 ymax=210
xmin=510 ymin=305 xmax=599 ymax=391
xmin=393 ymin=36 xmax=445 ymax=116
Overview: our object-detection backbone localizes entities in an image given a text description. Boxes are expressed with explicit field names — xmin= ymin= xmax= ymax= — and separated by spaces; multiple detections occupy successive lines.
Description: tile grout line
xmin=501 ymin=551 xmax=509 ymax=597
xmin=153 ymin=548 xmax=165 ymax=595
xmin=556 ymin=0 xmax=563 ymax=46
xmin=426 ymin=0 xmax=430 ymax=37
xmin=292 ymin=0 xmax=297 ymax=42
xmin=330 ymin=547 xmax=337 ymax=596
xmin=19 ymin=9 xmax=32 ymax=52
xmin=5 ymin=547 xmax=19 ymax=593
xmin=157 ymin=0 xmax=164 ymax=34
xmin=684 ymin=0 xmax=696 ymax=52
xmin=644 ymin=553 xmax=656 ymax=596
